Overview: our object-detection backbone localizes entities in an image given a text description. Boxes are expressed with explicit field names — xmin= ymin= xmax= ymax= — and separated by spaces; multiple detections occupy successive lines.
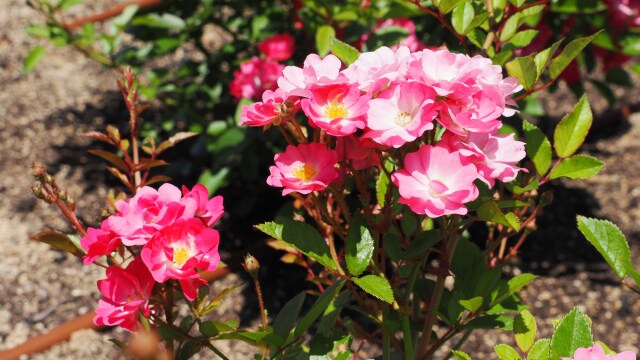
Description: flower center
xmin=428 ymin=179 xmax=449 ymax=196
xmin=395 ymin=111 xmax=412 ymax=127
xmin=292 ymin=164 xmax=318 ymax=182
xmin=173 ymin=247 xmax=191 ymax=267
xmin=324 ymin=100 xmax=348 ymax=120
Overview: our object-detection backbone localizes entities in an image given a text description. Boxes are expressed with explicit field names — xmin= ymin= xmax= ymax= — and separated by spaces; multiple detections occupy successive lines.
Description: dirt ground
xmin=1 ymin=1 xmax=639 ymax=359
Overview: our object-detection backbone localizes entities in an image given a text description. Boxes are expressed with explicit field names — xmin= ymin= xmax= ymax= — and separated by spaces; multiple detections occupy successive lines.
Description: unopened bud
xmin=31 ymin=184 xmax=44 ymax=199
xmin=243 ymin=253 xmax=260 ymax=280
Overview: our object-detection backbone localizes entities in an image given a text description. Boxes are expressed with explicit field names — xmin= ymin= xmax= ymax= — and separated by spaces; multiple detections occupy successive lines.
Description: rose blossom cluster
xmin=81 ymin=183 xmax=224 ymax=331
xmin=229 ymin=33 xmax=296 ymax=102
xmin=241 ymin=46 xmax=526 ymax=218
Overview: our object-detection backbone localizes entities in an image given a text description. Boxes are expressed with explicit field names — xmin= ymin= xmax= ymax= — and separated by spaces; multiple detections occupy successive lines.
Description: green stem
xmin=204 ymin=341 xmax=231 ymax=360
xmin=401 ymin=314 xmax=414 ymax=360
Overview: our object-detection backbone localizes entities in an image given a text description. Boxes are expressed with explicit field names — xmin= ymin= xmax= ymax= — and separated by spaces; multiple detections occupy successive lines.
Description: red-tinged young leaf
xmin=156 ymin=132 xmax=198 ymax=154
xmin=82 ymin=131 xmax=114 ymax=144
xmin=144 ymin=175 xmax=172 ymax=186
xmin=107 ymin=167 xmax=132 ymax=189
xmin=30 ymin=230 xmax=85 ymax=257
xmin=106 ymin=125 xmax=120 ymax=143
xmin=133 ymin=159 xmax=168 ymax=172
xmin=89 ymin=149 xmax=131 ymax=173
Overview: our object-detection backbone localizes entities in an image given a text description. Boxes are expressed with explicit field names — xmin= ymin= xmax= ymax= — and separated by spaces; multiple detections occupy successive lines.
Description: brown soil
xmin=1 ymin=1 xmax=638 ymax=359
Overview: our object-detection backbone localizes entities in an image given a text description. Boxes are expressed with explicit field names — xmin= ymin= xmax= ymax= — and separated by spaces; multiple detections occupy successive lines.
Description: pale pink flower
xmin=407 ymin=49 xmax=521 ymax=135
xmin=277 ymin=54 xmax=347 ymax=97
xmin=562 ymin=343 xmax=636 ymax=360
xmin=365 ymin=82 xmax=437 ymax=148
xmin=81 ymin=224 xmax=122 ymax=265
xmin=440 ymin=131 xmax=527 ymax=187
xmin=107 ymin=184 xmax=187 ymax=246
xmin=141 ymin=218 xmax=220 ymax=301
xmin=336 ymin=136 xmax=381 ymax=170
xmin=391 ymin=145 xmax=479 ymax=217
xmin=181 ymin=184 xmax=224 ymax=227
xmin=94 ymin=257 xmax=154 ymax=332
xmin=230 ymin=57 xmax=284 ymax=101
xmin=267 ymin=143 xmax=339 ymax=195
xmin=258 ymin=33 xmax=296 ymax=61
xmin=343 ymin=46 xmax=411 ymax=94
xmin=240 ymin=89 xmax=299 ymax=127
xmin=301 ymin=84 xmax=369 ymax=136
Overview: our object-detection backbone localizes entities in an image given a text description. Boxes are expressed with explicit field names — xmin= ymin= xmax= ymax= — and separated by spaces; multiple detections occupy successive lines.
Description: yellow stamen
xmin=395 ymin=111 xmax=412 ymax=127
xmin=324 ymin=100 xmax=348 ymax=120
xmin=292 ymin=164 xmax=318 ymax=182
xmin=173 ymin=247 xmax=190 ymax=267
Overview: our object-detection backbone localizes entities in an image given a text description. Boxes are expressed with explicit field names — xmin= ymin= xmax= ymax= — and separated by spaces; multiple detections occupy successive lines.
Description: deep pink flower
xmin=230 ymin=57 xmax=284 ymax=101
xmin=258 ymin=33 xmax=296 ymax=61
xmin=407 ymin=49 xmax=521 ymax=135
xmin=441 ymin=131 xmax=527 ymax=187
xmin=593 ymin=47 xmax=631 ymax=73
xmin=343 ymin=46 xmax=411 ymax=94
xmin=181 ymin=184 xmax=224 ymax=227
xmin=391 ymin=145 xmax=479 ymax=217
xmin=141 ymin=219 xmax=220 ymax=301
xmin=605 ymin=0 xmax=640 ymax=28
xmin=94 ymin=257 xmax=154 ymax=332
xmin=365 ymin=82 xmax=438 ymax=148
xmin=81 ymin=224 xmax=122 ymax=265
xmin=107 ymin=184 xmax=187 ymax=246
xmin=277 ymin=54 xmax=347 ymax=97
xmin=562 ymin=343 xmax=636 ymax=360
xmin=336 ymin=136 xmax=381 ymax=170
xmin=240 ymin=89 xmax=299 ymax=127
xmin=267 ymin=143 xmax=339 ymax=195
xmin=301 ymin=84 xmax=369 ymax=136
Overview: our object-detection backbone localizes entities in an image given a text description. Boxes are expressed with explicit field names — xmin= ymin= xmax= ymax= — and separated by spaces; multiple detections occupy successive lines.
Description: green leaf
xmin=217 ymin=331 xmax=285 ymax=347
xmin=509 ymin=0 xmax=525 ymax=6
xmin=452 ymin=2 xmax=475 ymax=34
xmin=376 ymin=171 xmax=389 ymax=207
xmin=577 ymin=216 xmax=631 ymax=279
xmin=527 ymin=339 xmax=551 ymax=360
xmin=345 ymin=214 xmax=374 ymax=277
xmin=316 ymin=25 xmax=336 ymax=57
xmin=30 ymin=230 xmax=85 ymax=257
xmin=25 ymin=24 xmax=50 ymax=39
xmin=330 ymin=38 xmax=360 ymax=65
xmin=294 ymin=279 xmax=346 ymax=337
xmin=439 ymin=0 xmax=467 ymax=14
xmin=549 ymin=308 xmax=594 ymax=359
xmin=549 ymin=155 xmax=604 ymax=180
xmin=495 ymin=344 xmax=522 ymax=360
xmin=451 ymin=350 xmax=473 ymax=360
xmin=273 ymin=292 xmax=306 ymax=341
xmin=500 ymin=13 xmax=521 ymax=42
xmin=523 ymin=120 xmax=552 ymax=175
xmin=132 ymin=13 xmax=186 ymax=30
xmin=605 ymin=67 xmax=633 ymax=87
xmin=549 ymin=31 xmax=602 ymax=79
xmin=58 ymin=0 xmax=83 ymax=10
xmin=353 ymin=275 xmax=394 ymax=303
xmin=477 ymin=201 xmax=520 ymax=231
xmin=491 ymin=274 xmax=537 ymax=307
xmin=256 ymin=220 xmax=337 ymax=270
xmin=317 ymin=291 xmax=350 ymax=335
xmin=508 ymin=29 xmax=538 ymax=49
xmin=506 ymin=56 xmax=537 ymax=90
xmin=23 ymin=46 xmax=46 ymax=73
xmin=551 ymin=0 xmax=607 ymax=13
xmin=459 ymin=296 xmax=483 ymax=312
xmin=534 ymin=39 xmax=563 ymax=79
xmin=514 ymin=310 xmax=537 ymax=353
xmin=199 ymin=321 xmax=219 ymax=337
xmin=553 ymin=95 xmax=593 ymax=158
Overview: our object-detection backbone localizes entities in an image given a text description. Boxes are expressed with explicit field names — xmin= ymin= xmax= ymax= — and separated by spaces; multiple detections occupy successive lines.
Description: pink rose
xmin=277 ymin=54 xmax=347 ymax=97
xmin=562 ymin=343 xmax=636 ymax=360
xmin=267 ymin=143 xmax=339 ymax=195
xmin=80 ymin=224 xmax=122 ymax=265
xmin=230 ymin=57 xmax=284 ymax=102
xmin=94 ymin=257 xmax=155 ymax=331
xmin=181 ymin=184 xmax=224 ymax=227
xmin=141 ymin=218 xmax=220 ymax=301
xmin=301 ymin=83 xmax=369 ymax=136
xmin=258 ymin=33 xmax=296 ymax=61
xmin=240 ymin=88 xmax=299 ymax=127
xmin=391 ymin=145 xmax=479 ymax=217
